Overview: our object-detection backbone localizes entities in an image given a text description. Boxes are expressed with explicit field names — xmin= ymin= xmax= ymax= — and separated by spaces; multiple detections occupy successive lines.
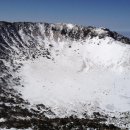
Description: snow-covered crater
xmin=1 ymin=21 xmax=130 ymax=129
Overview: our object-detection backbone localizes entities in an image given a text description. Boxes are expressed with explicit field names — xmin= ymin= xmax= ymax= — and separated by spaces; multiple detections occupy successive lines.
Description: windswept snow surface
xmin=18 ymin=36 xmax=130 ymax=120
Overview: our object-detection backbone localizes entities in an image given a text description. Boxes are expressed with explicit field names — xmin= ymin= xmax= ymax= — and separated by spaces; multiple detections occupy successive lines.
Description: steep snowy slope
xmin=0 ymin=21 xmax=130 ymax=129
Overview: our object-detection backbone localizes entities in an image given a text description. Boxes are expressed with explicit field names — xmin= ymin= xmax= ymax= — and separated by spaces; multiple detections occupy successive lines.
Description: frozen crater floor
xmin=17 ymin=37 xmax=130 ymax=128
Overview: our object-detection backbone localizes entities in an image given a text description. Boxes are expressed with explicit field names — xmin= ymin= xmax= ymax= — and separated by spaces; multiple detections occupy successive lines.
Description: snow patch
xmin=94 ymin=28 xmax=107 ymax=34
xmin=66 ymin=23 xmax=74 ymax=29
xmin=0 ymin=118 xmax=6 ymax=122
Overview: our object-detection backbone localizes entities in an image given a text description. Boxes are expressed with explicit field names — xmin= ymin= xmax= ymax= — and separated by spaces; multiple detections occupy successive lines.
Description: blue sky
xmin=0 ymin=0 xmax=130 ymax=31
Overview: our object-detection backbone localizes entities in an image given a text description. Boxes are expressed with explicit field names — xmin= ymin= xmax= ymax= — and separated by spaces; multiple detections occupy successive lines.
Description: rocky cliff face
xmin=0 ymin=21 xmax=130 ymax=59
xmin=0 ymin=21 xmax=130 ymax=130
